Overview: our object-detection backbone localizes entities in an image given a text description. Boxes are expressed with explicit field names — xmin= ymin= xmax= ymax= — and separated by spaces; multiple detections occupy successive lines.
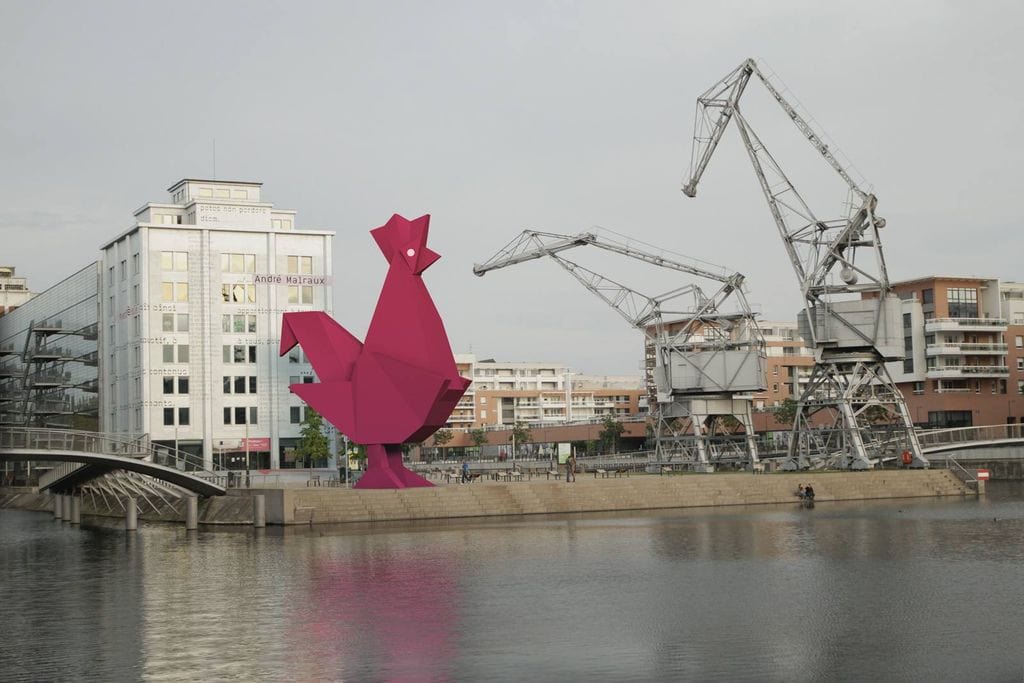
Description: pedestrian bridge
xmin=0 ymin=427 xmax=225 ymax=497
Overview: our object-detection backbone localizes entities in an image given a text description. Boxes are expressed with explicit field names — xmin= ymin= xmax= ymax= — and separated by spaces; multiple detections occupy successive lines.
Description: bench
xmin=306 ymin=475 xmax=321 ymax=487
xmin=595 ymin=468 xmax=608 ymax=478
xmin=546 ymin=469 xmax=560 ymax=480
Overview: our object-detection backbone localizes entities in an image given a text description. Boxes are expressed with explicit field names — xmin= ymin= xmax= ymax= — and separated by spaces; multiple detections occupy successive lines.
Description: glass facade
xmin=0 ymin=264 xmax=100 ymax=429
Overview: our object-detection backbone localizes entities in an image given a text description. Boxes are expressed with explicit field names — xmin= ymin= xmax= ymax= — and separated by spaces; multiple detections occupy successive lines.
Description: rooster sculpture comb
xmin=371 ymin=213 xmax=441 ymax=275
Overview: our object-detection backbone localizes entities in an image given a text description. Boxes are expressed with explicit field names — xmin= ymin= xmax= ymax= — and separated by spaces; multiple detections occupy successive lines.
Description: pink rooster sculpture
xmin=279 ymin=214 xmax=470 ymax=488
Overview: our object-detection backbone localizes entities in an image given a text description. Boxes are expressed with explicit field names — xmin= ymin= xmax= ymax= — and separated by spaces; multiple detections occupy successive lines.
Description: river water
xmin=2 ymin=485 xmax=1024 ymax=681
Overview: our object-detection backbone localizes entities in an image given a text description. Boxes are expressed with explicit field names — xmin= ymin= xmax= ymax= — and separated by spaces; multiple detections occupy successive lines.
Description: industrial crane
xmin=682 ymin=58 xmax=927 ymax=470
xmin=474 ymin=229 xmax=766 ymax=469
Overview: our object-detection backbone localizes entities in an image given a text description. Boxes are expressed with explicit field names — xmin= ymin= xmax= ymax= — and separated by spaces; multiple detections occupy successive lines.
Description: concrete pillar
xmin=253 ymin=494 xmax=266 ymax=528
xmin=53 ymin=495 xmax=62 ymax=519
xmin=70 ymin=496 xmax=81 ymax=525
xmin=61 ymin=495 xmax=72 ymax=522
xmin=125 ymin=497 xmax=137 ymax=531
xmin=185 ymin=496 xmax=198 ymax=530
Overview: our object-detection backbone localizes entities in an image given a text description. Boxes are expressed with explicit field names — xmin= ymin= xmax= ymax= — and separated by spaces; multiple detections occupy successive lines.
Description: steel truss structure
xmin=683 ymin=58 xmax=927 ymax=469
xmin=474 ymin=229 xmax=766 ymax=469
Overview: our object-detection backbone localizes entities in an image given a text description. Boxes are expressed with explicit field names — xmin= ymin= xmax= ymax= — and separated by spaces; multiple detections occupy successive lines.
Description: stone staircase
xmin=273 ymin=470 xmax=971 ymax=524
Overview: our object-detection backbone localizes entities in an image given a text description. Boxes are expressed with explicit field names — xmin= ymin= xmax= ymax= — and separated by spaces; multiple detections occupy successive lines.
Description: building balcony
xmin=0 ymin=345 xmax=18 ymax=357
xmin=926 ymin=343 xmax=1008 ymax=356
xmin=926 ymin=365 xmax=1010 ymax=379
xmin=924 ymin=317 xmax=1008 ymax=333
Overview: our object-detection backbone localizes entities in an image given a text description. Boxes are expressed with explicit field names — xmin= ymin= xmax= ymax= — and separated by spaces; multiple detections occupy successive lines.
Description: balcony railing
xmin=925 ymin=317 xmax=1007 ymax=331
xmin=927 ymin=365 xmax=1010 ymax=379
xmin=926 ymin=343 xmax=1008 ymax=355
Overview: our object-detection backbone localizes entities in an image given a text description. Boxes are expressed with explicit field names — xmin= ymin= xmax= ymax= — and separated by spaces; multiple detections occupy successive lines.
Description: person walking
xmin=461 ymin=460 xmax=470 ymax=483
xmin=566 ymin=453 xmax=576 ymax=483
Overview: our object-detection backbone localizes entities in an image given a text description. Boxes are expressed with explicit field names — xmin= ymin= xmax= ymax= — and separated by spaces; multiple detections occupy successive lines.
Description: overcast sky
xmin=2 ymin=1 xmax=1022 ymax=375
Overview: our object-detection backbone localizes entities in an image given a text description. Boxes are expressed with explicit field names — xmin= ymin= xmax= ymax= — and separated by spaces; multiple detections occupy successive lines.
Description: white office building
xmin=99 ymin=179 xmax=334 ymax=469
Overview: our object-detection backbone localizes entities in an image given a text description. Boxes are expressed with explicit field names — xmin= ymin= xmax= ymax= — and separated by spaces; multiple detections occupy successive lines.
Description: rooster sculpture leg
xmin=357 ymin=444 xmax=433 ymax=489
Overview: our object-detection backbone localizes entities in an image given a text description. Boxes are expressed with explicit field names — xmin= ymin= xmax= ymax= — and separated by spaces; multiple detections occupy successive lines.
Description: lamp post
xmin=342 ymin=434 xmax=350 ymax=484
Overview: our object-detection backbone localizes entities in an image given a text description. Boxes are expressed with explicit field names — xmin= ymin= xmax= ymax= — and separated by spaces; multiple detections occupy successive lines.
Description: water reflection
xmin=2 ymin=486 xmax=1024 ymax=680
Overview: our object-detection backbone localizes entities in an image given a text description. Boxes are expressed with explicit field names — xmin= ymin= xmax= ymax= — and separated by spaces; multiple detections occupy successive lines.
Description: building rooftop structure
xmin=0 ymin=266 xmax=33 ymax=317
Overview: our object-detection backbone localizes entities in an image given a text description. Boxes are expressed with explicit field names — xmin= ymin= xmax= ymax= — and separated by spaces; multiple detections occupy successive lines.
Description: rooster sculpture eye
xmin=406 ymin=248 xmax=415 ymax=257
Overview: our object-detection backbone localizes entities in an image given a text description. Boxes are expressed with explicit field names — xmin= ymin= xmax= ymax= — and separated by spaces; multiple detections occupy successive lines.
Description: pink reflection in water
xmin=287 ymin=548 xmax=461 ymax=680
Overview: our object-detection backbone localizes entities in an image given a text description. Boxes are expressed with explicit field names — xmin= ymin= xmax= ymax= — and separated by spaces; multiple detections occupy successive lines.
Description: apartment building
xmin=450 ymin=354 xmax=644 ymax=429
xmin=99 ymin=179 xmax=334 ymax=468
xmin=886 ymin=276 xmax=1021 ymax=428
xmin=0 ymin=266 xmax=33 ymax=317
xmin=753 ymin=321 xmax=814 ymax=409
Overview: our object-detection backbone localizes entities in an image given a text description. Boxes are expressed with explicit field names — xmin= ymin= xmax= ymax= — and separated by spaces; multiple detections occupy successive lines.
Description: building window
xmin=223 ymin=407 xmax=231 ymax=424
xmin=120 ymin=259 xmax=127 ymax=280
xmin=222 ymin=314 xmax=257 ymax=333
xmin=163 ymin=377 xmax=174 ymax=394
xmin=132 ymin=253 xmax=139 ymax=274
xmin=922 ymin=288 xmax=934 ymax=304
xmin=161 ymin=282 xmax=189 ymax=302
xmin=287 ymin=347 xmax=306 ymax=364
xmin=903 ymin=359 xmax=914 ymax=373
xmin=947 ymin=288 xmax=978 ymax=318
xmin=131 ymin=285 xmax=139 ymax=306
xmin=163 ymin=407 xmax=174 ymax=426
xmin=163 ymin=345 xmax=174 ymax=362
xmin=235 ymin=407 xmax=247 ymax=424
xmin=287 ymin=285 xmax=313 ymax=304
xmin=179 ymin=377 xmax=189 ymax=394
xmin=163 ymin=313 xmax=174 ymax=332
xmin=772 ymin=366 xmax=779 ymax=377
xmin=178 ymin=407 xmax=190 ymax=426
xmin=913 ymin=381 xmax=925 ymax=394
xmin=221 ymin=253 xmax=256 ymax=273
xmin=1016 ymin=336 xmax=1023 ymax=349
xmin=177 ymin=314 xmax=189 ymax=332
xmin=178 ymin=345 xmax=189 ymax=362
xmin=287 ymin=256 xmax=313 ymax=274
xmin=1018 ymin=358 xmax=1024 ymax=371
xmin=223 ymin=345 xmax=257 ymax=364
xmin=222 ymin=283 xmax=256 ymax=303
xmin=290 ymin=406 xmax=302 ymax=424
xmin=108 ymin=266 xmax=114 ymax=286
xmin=772 ymin=383 xmax=779 ymax=393
xmin=1019 ymin=380 xmax=1024 ymax=395
xmin=250 ymin=407 xmax=258 ymax=424
xmin=160 ymin=251 xmax=188 ymax=271
xmin=249 ymin=376 xmax=257 ymax=393
xmin=902 ymin=313 xmax=912 ymax=328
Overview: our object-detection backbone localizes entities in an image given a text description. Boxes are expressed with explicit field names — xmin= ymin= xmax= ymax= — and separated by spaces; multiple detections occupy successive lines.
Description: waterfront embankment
xmin=0 ymin=470 xmax=971 ymax=525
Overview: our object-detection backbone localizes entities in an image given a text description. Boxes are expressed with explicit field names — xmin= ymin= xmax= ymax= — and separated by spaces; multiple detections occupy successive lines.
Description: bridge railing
xmin=917 ymin=424 xmax=1024 ymax=450
xmin=0 ymin=427 xmax=150 ymax=459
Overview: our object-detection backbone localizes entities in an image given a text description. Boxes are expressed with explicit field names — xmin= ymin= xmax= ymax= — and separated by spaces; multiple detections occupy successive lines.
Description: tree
xmin=863 ymin=404 xmax=893 ymax=424
xmin=775 ymin=398 xmax=799 ymax=426
xmin=432 ymin=428 xmax=454 ymax=461
xmin=509 ymin=421 xmax=533 ymax=459
xmin=598 ymin=415 xmax=625 ymax=454
xmin=296 ymin=406 xmax=330 ymax=468
xmin=468 ymin=427 xmax=488 ymax=458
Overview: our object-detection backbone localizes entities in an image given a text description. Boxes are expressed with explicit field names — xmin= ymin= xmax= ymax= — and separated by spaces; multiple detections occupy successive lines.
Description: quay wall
xmin=0 ymin=471 xmax=972 ymax=526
